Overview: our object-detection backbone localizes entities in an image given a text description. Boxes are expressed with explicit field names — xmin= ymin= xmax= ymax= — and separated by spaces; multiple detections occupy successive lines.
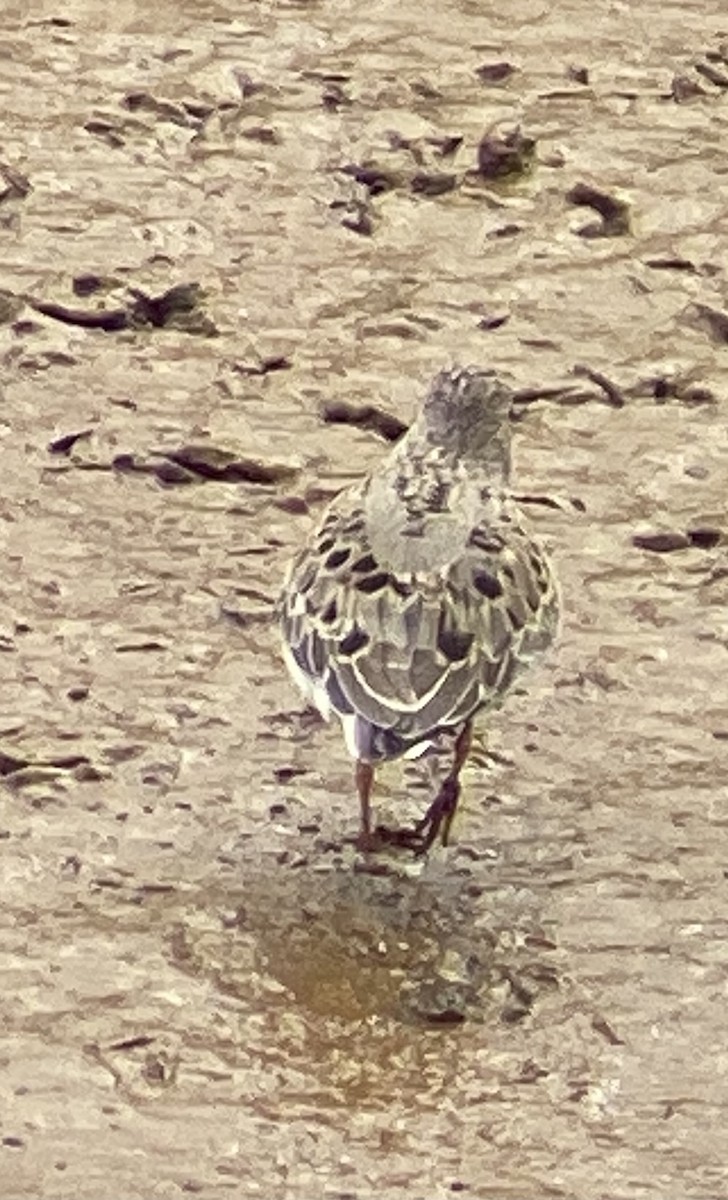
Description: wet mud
xmin=1 ymin=1 xmax=727 ymax=1197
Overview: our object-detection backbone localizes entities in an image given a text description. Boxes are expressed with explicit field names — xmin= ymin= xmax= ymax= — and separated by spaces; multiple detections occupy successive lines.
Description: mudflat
xmin=1 ymin=2 xmax=726 ymax=1197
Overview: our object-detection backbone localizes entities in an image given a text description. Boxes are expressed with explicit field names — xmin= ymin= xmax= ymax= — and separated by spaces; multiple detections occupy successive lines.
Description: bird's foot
xmin=353 ymin=827 xmax=393 ymax=854
xmin=353 ymin=823 xmax=431 ymax=856
xmin=355 ymin=777 xmax=461 ymax=857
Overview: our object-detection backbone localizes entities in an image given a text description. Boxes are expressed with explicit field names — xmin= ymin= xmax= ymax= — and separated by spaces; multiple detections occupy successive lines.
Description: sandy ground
xmin=1 ymin=1 xmax=727 ymax=1197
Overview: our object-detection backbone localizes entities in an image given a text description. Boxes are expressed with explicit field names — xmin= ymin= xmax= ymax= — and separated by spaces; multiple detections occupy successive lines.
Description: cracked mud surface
xmin=1 ymin=2 xmax=727 ymax=1197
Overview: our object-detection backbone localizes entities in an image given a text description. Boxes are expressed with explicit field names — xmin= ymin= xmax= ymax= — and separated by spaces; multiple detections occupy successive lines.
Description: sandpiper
xmin=279 ymin=366 xmax=559 ymax=853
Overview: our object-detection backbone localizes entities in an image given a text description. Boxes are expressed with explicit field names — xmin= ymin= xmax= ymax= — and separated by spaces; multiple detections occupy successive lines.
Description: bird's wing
xmin=280 ymin=498 xmax=558 ymax=757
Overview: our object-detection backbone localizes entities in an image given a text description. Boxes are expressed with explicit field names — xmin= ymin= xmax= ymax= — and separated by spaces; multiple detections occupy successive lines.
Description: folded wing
xmin=280 ymin=502 xmax=558 ymax=762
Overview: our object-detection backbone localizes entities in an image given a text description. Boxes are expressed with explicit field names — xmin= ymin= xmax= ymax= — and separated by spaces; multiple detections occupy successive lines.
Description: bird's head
xmin=417 ymin=366 xmax=513 ymax=476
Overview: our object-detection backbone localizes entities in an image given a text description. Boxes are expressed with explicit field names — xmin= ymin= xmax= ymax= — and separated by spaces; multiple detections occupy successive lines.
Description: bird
xmin=278 ymin=366 xmax=560 ymax=853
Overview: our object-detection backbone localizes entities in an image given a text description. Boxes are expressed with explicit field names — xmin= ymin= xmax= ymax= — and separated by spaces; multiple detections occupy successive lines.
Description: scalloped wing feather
xmin=280 ymin=498 xmax=559 ymax=761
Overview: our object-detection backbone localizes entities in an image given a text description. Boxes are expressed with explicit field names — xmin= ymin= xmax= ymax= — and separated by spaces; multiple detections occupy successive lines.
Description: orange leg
xmin=407 ymin=721 xmax=474 ymax=852
xmin=378 ymin=721 xmax=474 ymax=855
xmin=355 ymin=760 xmax=376 ymax=850
xmin=435 ymin=721 xmax=473 ymax=848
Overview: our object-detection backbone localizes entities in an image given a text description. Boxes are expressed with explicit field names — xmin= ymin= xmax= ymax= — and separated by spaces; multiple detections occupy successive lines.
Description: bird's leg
xmin=355 ymin=724 xmax=473 ymax=855
xmin=387 ymin=722 xmax=473 ymax=854
xmin=431 ymin=720 xmax=473 ymax=849
xmin=354 ymin=760 xmax=378 ymax=851
xmin=353 ymin=760 xmax=412 ymax=854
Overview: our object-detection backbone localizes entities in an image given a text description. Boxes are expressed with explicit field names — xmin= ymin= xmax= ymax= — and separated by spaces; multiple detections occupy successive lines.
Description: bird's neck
xmin=400 ymin=424 xmax=512 ymax=485
xmin=363 ymin=443 xmax=491 ymax=576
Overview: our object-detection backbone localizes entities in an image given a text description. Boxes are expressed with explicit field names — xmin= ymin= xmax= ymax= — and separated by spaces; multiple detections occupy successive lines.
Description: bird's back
xmin=280 ymin=436 xmax=559 ymax=762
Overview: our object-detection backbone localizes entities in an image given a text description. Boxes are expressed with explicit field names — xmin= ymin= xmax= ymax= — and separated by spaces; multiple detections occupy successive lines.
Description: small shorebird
xmin=279 ymin=366 xmax=559 ymax=853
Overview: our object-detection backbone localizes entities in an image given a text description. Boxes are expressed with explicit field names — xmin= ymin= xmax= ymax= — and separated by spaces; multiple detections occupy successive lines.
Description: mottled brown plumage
xmin=279 ymin=367 xmax=559 ymax=852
